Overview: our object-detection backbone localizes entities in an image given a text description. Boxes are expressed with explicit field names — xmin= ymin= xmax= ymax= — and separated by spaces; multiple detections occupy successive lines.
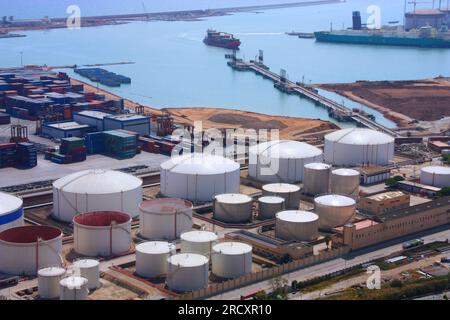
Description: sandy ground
xmin=317 ymin=78 xmax=450 ymax=127
xmin=73 ymin=79 xmax=338 ymax=140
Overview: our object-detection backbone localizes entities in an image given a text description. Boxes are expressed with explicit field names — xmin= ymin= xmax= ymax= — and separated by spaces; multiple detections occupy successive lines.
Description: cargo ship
xmin=203 ymin=29 xmax=241 ymax=49
xmin=314 ymin=27 xmax=450 ymax=48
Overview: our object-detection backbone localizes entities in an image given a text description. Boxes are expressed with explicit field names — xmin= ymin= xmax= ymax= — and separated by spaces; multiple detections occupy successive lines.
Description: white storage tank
xmin=420 ymin=166 xmax=450 ymax=188
xmin=262 ymin=183 xmax=301 ymax=209
xmin=303 ymin=163 xmax=332 ymax=196
xmin=212 ymin=242 xmax=252 ymax=279
xmin=139 ymin=198 xmax=193 ymax=240
xmin=160 ymin=153 xmax=240 ymax=202
xmin=0 ymin=192 xmax=24 ymax=232
xmin=249 ymin=140 xmax=323 ymax=183
xmin=167 ymin=253 xmax=209 ymax=292
xmin=59 ymin=276 xmax=89 ymax=300
xmin=275 ymin=210 xmax=319 ymax=241
xmin=52 ymin=169 xmax=143 ymax=222
xmin=135 ymin=241 xmax=176 ymax=278
xmin=213 ymin=194 xmax=253 ymax=223
xmin=38 ymin=267 xmax=66 ymax=299
xmin=314 ymin=194 xmax=357 ymax=229
xmin=73 ymin=211 xmax=132 ymax=257
xmin=324 ymin=128 xmax=395 ymax=166
xmin=257 ymin=196 xmax=285 ymax=220
xmin=180 ymin=230 xmax=218 ymax=257
xmin=0 ymin=226 xmax=63 ymax=276
xmin=331 ymin=168 xmax=360 ymax=200
xmin=73 ymin=259 xmax=100 ymax=290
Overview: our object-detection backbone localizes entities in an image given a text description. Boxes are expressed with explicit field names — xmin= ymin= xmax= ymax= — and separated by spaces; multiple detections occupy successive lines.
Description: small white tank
xmin=303 ymin=163 xmax=331 ymax=196
xmin=257 ymin=196 xmax=285 ymax=220
xmin=73 ymin=259 xmax=100 ymax=290
xmin=331 ymin=168 xmax=360 ymax=200
xmin=212 ymin=242 xmax=252 ymax=279
xmin=167 ymin=253 xmax=209 ymax=292
xmin=262 ymin=183 xmax=301 ymax=209
xmin=180 ymin=230 xmax=218 ymax=257
xmin=275 ymin=210 xmax=319 ymax=241
xmin=38 ymin=267 xmax=66 ymax=299
xmin=59 ymin=276 xmax=89 ymax=300
xmin=135 ymin=241 xmax=176 ymax=278
xmin=420 ymin=166 xmax=450 ymax=188
xmin=314 ymin=194 xmax=357 ymax=229
xmin=214 ymin=194 xmax=253 ymax=223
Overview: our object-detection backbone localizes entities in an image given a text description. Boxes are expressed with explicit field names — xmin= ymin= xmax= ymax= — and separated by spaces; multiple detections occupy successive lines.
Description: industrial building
xmin=42 ymin=121 xmax=95 ymax=139
xmin=73 ymin=110 xmax=112 ymax=131
xmin=248 ymin=140 xmax=323 ymax=183
xmin=103 ymin=114 xmax=151 ymax=136
xmin=324 ymin=128 xmax=395 ymax=166
xmin=360 ymin=191 xmax=410 ymax=215
xmin=405 ymin=9 xmax=448 ymax=31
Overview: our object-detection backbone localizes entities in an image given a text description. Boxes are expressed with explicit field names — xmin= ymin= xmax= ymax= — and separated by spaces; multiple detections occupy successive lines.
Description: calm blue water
xmin=0 ymin=0 xmax=446 ymax=128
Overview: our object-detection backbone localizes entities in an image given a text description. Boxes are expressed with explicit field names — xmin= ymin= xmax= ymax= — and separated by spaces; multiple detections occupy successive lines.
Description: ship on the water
xmin=203 ymin=29 xmax=241 ymax=49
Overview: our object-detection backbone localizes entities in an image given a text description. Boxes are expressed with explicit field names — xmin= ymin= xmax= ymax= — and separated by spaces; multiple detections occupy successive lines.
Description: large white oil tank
xmin=139 ymin=198 xmax=193 ymax=240
xmin=249 ymin=140 xmax=323 ymax=183
xmin=324 ymin=128 xmax=395 ymax=166
xmin=420 ymin=166 xmax=450 ymax=188
xmin=257 ymin=196 xmax=285 ymax=220
xmin=275 ymin=210 xmax=319 ymax=241
xmin=38 ymin=267 xmax=66 ymax=299
xmin=73 ymin=259 xmax=100 ymax=290
xmin=262 ymin=183 xmax=301 ymax=209
xmin=212 ymin=242 xmax=252 ymax=279
xmin=0 ymin=226 xmax=63 ymax=276
xmin=52 ymin=169 xmax=143 ymax=222
xmin=0 ymin=192 xmax=24 ymax=232
xmin=59 ymin=276 xmax=89 ymax=300
xmin=331 ymin=168 xmax=360 ymax=200
xmin=303 ymin=163 xmax=332 ymax=196
xmin=135 ymin=241 xmax=176 ymax=278
xmin=73 ymin=211 xmax=132 ymax=257
xmin=314 ymin=194 xmax=356 ymax=229
xmin=167 ymin=253 xmax=209 ymax=292
xmin=160 ymin=153 xmax=240 ymax=202
xmin=213 ymin=194 xmax=253 ymax=223
xmin=180 ymin=230 xmax=218 ymax=257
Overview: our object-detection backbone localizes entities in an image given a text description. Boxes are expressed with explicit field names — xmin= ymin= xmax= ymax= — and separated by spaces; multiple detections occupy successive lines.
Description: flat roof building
xmin=360 ymin=191 xmax=410 ymax=215
xmin=104 ymin=114 xmax=151 ymax=136
xmin=42 ymin=121 xmax=95 ymax=139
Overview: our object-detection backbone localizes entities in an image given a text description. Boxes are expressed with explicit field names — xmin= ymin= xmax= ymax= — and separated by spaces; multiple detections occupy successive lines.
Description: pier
xmin=227 ymin=56 xmax=400 ymax=137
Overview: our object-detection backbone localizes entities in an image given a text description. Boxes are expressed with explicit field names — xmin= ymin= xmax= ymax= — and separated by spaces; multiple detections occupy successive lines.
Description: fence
xmin=176 ymin=246 xmax=351 ymax=300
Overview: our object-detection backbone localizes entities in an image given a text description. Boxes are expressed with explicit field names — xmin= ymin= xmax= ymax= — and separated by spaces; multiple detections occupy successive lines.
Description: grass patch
xmin=294 ymin=268 xmax=365 ymax=294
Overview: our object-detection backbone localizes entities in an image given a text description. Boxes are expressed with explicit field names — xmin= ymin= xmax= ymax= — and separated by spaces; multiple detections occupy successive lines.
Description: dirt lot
xmin=317 ymin=78 xmax=450 ymax=126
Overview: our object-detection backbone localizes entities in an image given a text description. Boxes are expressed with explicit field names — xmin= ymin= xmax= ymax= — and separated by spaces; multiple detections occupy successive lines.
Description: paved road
xmin=208 ymin=226 xmax=450 ymax=300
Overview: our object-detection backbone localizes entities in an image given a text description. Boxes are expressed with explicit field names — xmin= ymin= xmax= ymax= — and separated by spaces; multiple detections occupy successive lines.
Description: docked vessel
xmin=204 ymin=29 xmax=241 ymax=49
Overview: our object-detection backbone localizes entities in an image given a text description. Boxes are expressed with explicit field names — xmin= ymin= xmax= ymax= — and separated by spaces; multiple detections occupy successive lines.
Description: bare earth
xmin=317 ymin=78 xmax=450 ymax=126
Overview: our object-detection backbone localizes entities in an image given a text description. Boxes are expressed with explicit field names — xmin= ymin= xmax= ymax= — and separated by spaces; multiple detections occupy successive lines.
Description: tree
xmin=254 ymin=290 xmax=269 ymax=300
xmin=390 ymin=279 xmax=403 ymax=288
xmin=438 ymin=187 xmax=450 ymax=197
xmin=270 ymin=276 xmax=289 ymax=299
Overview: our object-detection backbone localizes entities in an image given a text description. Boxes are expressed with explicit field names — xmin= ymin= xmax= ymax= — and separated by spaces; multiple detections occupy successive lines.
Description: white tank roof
xmin=263 ymin=183 xmax=300 ymax=193
xmin=60 ymin=276 xmax=88 ymax=289
xmin=258 ymin=196 xmax=285 ymax=204
xmin=168 ymin=253 xmax=208 ymax=267
xmin=53 ymin=169 xmax=142 ymax=194
xmin=139 ymin=198 xmax=193 ymax=214
xmin=276 ymin=210 xmax=319 ymax=223
xmin=214 ymin=194 xmax=252 ymax=204
xmin=325 ymin=128 xmax=394 ymax=145
xmin=421 ymin=166 xmax=450 ymax=175
xmin=315 ymin=194 xmax=356 ymax=207
xmin=180 ymin=230 xmax=218 ymax=243
xmin=0 ymin=192 xmax=23 ymax=214
xmin=332 ymin=168 xmax=360 ymax=176
xmin=304 ymin=163 xmax=331 ymax=170
xmin=160 ymin=153 xmax=239 ymax=175
xmin=38 ymin=267 xmax=66 ymax=277
xmin=73 ymin=259 xmax=99 ymax=269
xmin=136 ymin=241 xmax=175 ymax=254
xmin=249 ymin=140 xmax=322 ymax=159
xmin=213 ymin=242 xmax=252 ymax=255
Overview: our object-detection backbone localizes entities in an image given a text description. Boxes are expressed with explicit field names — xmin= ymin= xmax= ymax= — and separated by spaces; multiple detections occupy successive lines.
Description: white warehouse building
xmin=249 ymin=140 xmax=323 ymax=183
xmin=52 ymin=169 xmax=143 ymax=222
xmin=324 ymin=128 xmax=395 ymax=166
xmin=160 ymin=153 xmax=240 ymax=202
